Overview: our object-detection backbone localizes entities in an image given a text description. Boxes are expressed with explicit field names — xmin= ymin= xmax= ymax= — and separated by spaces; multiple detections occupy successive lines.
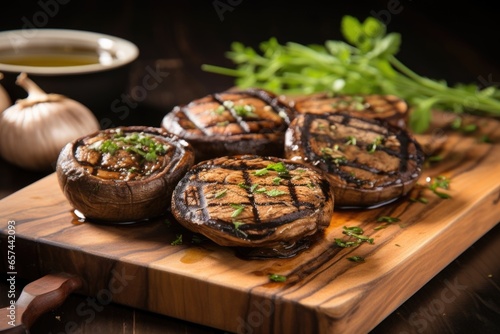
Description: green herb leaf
xmin=422 ymin=175 xmax=452 ymax=199
xmin=367 ymin=136 xmax=383 ymax=153
xmin=268 ymin=274 xmax=287 ymax=282
xmin=255 ymin=161 xmax=289 ymax=177
xmin=374 ymin=216 xmax=401 ymax=230
xmin=254 ymin=168 xmax=268 ymax=176
xmin=266 ymin=162 xmax=288 ymax=173
xmin=233 ymin=221 xmax=248 ymax=238
xmin=230 ymin=204 xmax=245 ymax=217
xmin=347 ymin=256 xmax=365 ymax=263
xmin=99 ymin=140 xmax=119 ymax=155
xmin=202 ymin=15 xmax=500 ymax=133
xmin=335 ymin=239 xmax=360 ymax=248
xmin=345 ymin=136 xmax=357 ymax=145
xmin=215 ymin=189 xmax=228 ymax=199
xmin=234 ymin=104 xmax=257 ymax=117
xmin=336 ymin=226 xmax=374 ymax=248
xmin=265 ymin=189 xmax=287 ymax=197
xmin=377 ymin=216 xmax=400 ymax=223
xmin=171 ymin=234 xmax=183 ymax=246
xmin=233 ymin=221 xmax=244 ymax=229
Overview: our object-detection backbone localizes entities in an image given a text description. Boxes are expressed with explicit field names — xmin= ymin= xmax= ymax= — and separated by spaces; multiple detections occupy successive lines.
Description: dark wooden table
xmin=1 ymin=1 xmax=500 ymax=333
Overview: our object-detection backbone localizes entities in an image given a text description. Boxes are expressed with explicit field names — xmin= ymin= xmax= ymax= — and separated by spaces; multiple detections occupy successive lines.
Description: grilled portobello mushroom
xmin=171 ymin=155 xmax=335 ymax=259
xmin=285 ymin=113 xmax=424 ymax=208
xmin=56 ymin=126 xmax=195 ymax=222
xmin=292 ymin=93 xmax=409 ymax=128
xmin=161 ymin=88 xmax=295 ymax=162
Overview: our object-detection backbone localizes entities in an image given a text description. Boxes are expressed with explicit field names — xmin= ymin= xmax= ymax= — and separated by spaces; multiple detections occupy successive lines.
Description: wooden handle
xmin=0 ymin=273 xmax=82 ymax=333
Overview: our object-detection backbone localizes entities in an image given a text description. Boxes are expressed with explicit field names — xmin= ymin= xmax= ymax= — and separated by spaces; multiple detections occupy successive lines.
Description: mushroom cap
xmin=56 ymin=126 xmax=195 ymax=222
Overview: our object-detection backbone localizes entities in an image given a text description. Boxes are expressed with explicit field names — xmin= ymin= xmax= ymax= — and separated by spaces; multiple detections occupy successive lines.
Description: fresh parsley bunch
xmin=202 ymin=15 xmax=500 ymax=133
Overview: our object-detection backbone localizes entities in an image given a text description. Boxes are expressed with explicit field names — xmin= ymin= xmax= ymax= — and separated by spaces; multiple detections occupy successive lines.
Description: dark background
xmin=2 ymin=0 xmax=499 ymax=126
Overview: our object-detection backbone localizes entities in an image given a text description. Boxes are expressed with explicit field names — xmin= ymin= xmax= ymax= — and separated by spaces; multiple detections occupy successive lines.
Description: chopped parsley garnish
xmin=345 ymin=136 xmax=357 ymax=145
xmin=331 ymin=156 xmax=347 ymax=166
xmin=427 ymin=155 xmax=444 ymax=163
xmin=367 ymin=136 xmax=383 ymax=153
xmin=320 ymin=147 xmax=335 ymax=156
xmin=347 ymin=256 xmax=365 ymax=263
xmin=374 ymin=216 xmax=401 ymax=230
xmin=254 ymin=168 xmax=269 ymax=176
xmin=409 ymin=175 xmax=452 ymax=203
xmin=211 ymin=105 xmax=226 ymax=115
xmin=93 ymin=132 xmax=167 ymax=163
xmin=233 ymin=221 xmax=248 ymax=237
xmin=478 ymin=135 xmax=492 ymax=143
xmin=234 ymin=104 xmax=257 ymax=117
xmin=335 ymin=226 xmax=374 ymax=248
xmin=410 ymin=196 xmax=429 ymax=204
xmin=171 ymin=234 xmax=183 ymax=245
xmin=332 ymin=96 xmax=365 ymax=111
xmin=99 ymin=140 xmax=119 ymax=154
xmin=239 ymin=183 xmax=266 ymax=193
xmin=217 ymin=121 xmax=229 ymax=127
xmin=427 ymin=175 xmax=452 ymax=199
xmin=265 ymin=189 xmax=287 ymax=197
xmin=255 ymin=161 xmax=289 ymax=177
xmin=230 ymin=203 xmax=245 ymax=217
xmin=450 ymin=117 xmax=477 ymax=133
xmin=377 ymin=216 xmax=400 ymax=223
xmin=214 ymin=188 xmax=228 ymax=199
xmin=254 ymin=186 xmax=267 ymax=193
xmin=268 ymin=274 xmax=287 ymax=282
xmin=233 ymin=221 xmax=245 ymax=229
xmin=320 ymin=146 xmax=346 ymax=166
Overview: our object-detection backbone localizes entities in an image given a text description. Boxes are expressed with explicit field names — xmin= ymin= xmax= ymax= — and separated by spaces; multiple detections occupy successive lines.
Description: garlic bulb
xmin=0 ymin=73 xmax=11 ymax=112
xmin=0 ymin=73 xmax=100 ymax=171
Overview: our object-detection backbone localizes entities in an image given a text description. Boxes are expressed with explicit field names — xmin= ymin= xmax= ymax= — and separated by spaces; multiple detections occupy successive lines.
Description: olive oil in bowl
xmin=0 ymin=46 xmax=113 ymax=68
xmin=0 ymin=54 xmax=101 ymax=67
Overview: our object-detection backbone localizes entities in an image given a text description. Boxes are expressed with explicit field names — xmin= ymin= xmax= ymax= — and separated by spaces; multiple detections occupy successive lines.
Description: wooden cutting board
xmin=1 ymin=111 xmax=500 ymax=334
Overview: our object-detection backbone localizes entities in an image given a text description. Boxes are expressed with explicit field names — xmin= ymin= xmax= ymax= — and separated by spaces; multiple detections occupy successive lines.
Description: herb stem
xmin=202 ymin=15 xmax=500 ymax=133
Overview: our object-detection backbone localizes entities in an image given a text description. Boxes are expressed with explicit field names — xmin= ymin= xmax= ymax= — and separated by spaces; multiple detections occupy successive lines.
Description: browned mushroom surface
xmin=292 ymin=93 xmax=409 ymax=129
xmin=285 ymin=112 xmax=425 ymax=209
xmin=56 ymin=126 xmax=195 ymax=222
xmin=171 ymin=155 xmax=335 ymax=259
xmin=161 ymin=88 xmax=296 ymax=162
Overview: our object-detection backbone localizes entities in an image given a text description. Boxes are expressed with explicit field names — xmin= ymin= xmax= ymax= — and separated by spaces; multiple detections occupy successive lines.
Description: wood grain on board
xmin=1 ymin=111 xmax=499 ymax=334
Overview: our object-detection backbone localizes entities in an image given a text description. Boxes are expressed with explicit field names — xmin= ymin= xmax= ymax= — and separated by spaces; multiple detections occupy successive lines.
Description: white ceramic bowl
xmin=0 ymin=29 xmax=139 ymax=121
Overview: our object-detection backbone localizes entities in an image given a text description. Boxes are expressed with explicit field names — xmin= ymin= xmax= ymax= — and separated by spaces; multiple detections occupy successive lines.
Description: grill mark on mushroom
xmin=292 ymin=93 xmax=409 ymax=128
xmin=56 ymin=126 xmax=195 ymax=222
xmin=161 ymin=88 xmax=296 ymax=161
xmin=285 ymin=112 xmax=424 ymax=208
xmin=171 ymin=155 xmax=335 ymax=258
